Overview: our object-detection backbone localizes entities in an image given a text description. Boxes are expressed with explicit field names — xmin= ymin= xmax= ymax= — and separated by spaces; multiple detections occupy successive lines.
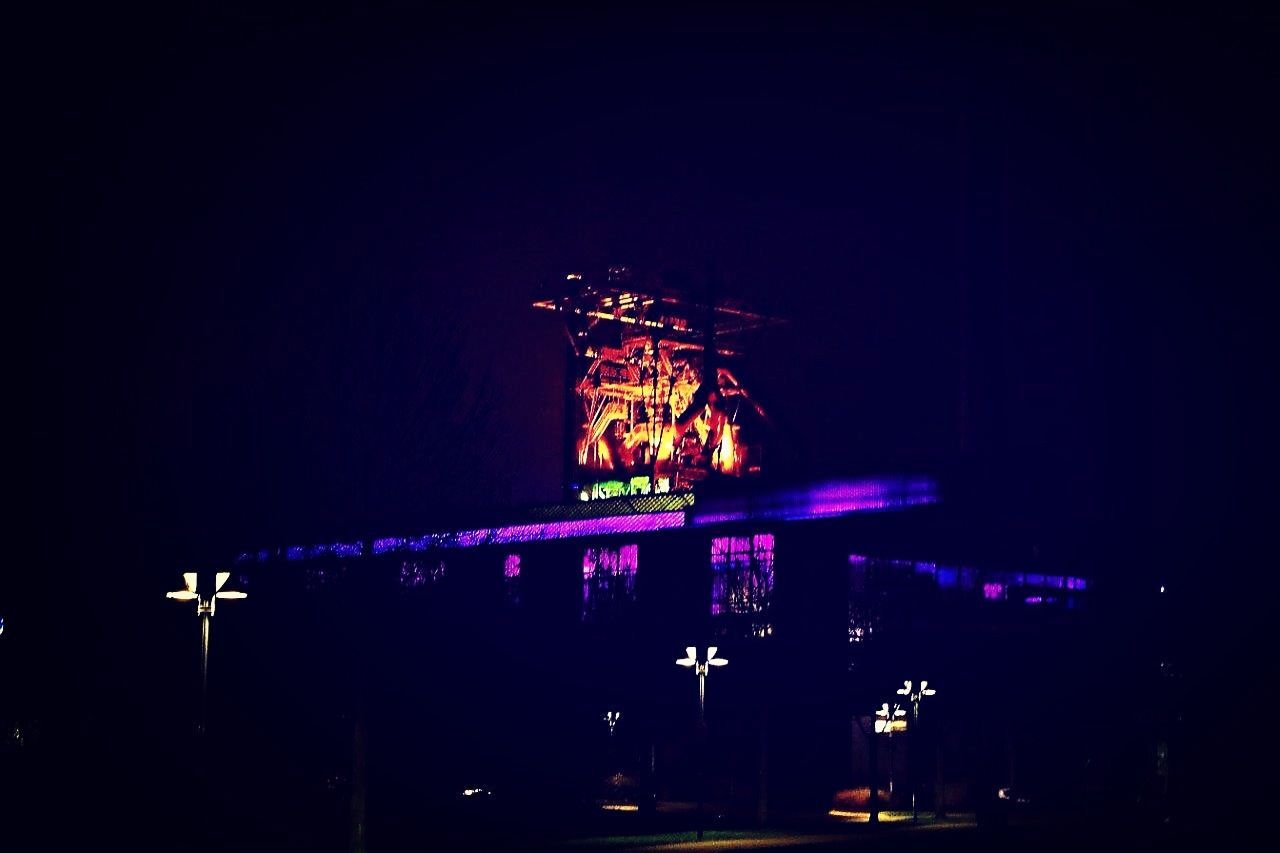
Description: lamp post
xmin=603 ymin=710 xmax=622 ymax=775
xmin=896 ymin=680 xmax=937 ymax=821
xmin=167 ymin=571 xmax=246 ymax=734
xmin=876 ymin=702 xmax=907 ymax=811
xmin=676 ymin=646 xmax=728 ymax=840
xmin=901 ymin=676 xmax=942 ymax=819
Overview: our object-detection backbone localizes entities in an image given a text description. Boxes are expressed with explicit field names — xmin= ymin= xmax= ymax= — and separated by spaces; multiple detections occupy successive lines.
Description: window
xmin=504 ymin=553 xmax=521 ymax=605
xmin=582 ymin=544 xmax=638 ymax=621
xmin=847 ymin=555 xmax=878 ymax=647
xmin=400 ymin=560 xmax=445 ymax=589
xmin=711 ymin=533 xmax=775 ymax=638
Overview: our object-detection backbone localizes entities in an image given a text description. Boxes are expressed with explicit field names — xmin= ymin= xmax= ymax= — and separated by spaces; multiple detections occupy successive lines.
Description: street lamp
xmin=676 ymin=646 xmax=727 ymax=841
xmin=896 ymin=680 xmax=937 ymax=722
xmin=676 ymin=645 xmax=728 ymax=725
xmin=603 ymin=710 xmax=621 ymax=737
xmin=896 ymin=679 xmax=938 ymax=821
xmin=167 ymin=571 xmax=246 ymax=733
xmin=874 ymin=701 xmax=907 ymax=733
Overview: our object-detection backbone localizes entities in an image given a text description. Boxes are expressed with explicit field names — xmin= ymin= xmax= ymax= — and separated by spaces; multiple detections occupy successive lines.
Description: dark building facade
xmin=172 ymin=275 xmax=1114 ymax=846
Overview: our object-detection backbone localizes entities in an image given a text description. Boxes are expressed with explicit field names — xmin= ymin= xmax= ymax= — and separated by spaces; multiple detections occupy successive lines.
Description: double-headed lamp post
xmin=866 ymin=702 xmax=906 ymax=824
xmin=896 ymin=680 xmax=936 ymax=722
xmin=895 ymin=680 xmax=937 ymax=821
xmin=676 ymin=645 xmax=728 ymax=725
xmin=875 ymin=701 xmax=907 ymax=733
xmin=167 ymin=571 xmax=246 ymax=733
xmin=676 ymin=646 xmax=727 ymax=841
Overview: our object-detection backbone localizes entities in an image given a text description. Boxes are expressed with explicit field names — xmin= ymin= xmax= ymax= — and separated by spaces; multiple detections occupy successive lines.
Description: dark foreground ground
xmin=534 ymin=818 xmax=1264 ymax=853
xmin=5 ymin=815 xmax=1269 ymax=853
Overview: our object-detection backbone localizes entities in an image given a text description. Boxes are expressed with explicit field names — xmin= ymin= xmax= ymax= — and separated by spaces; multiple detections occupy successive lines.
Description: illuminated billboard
xmin=535 ymin=268 xmax=779 ymax=498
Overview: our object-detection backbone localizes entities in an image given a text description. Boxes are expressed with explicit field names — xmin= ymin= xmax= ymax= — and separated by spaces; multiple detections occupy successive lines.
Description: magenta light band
xmin=447 ymin=511 xmax=688 ymax=548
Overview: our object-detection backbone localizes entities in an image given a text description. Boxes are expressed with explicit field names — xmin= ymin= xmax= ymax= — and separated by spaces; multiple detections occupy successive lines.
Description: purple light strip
xmin=255 ymin=475 xmax=940 ymax=562
xmin=850 ymin=552 xmax=1090 ymax=600
xmin=373 ymin=537 xmax=402 ymax=554
xmin=368 ymin=511 xmax=685 ymax=554
xmin=286 ymin=541 xmax=365 ymax=560
xmin=691 ymin=476 xmax=939 ymax=526
xmin=440 ymin=511 xmax=686 ymax=549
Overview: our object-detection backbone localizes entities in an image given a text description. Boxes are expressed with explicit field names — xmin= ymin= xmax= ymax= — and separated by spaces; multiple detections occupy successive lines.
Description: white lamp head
xmin=167 ymin=572 xmax=199 ymax=600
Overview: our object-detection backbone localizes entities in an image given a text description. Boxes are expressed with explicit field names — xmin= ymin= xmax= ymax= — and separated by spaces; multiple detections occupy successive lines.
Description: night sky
xmin=9 ymin=0 xmax=1277 ymax=826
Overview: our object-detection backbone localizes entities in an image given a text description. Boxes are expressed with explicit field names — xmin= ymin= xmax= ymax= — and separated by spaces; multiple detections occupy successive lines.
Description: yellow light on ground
xmin=827 ymin=809 xmax=912 ymax=822
xmin=600 ymin=803 xmax=639 ymax=812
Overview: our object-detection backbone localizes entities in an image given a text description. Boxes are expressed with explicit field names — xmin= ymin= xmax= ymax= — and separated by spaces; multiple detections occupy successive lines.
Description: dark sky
xmin=11 ymin=3 xmax=1276 ymax=716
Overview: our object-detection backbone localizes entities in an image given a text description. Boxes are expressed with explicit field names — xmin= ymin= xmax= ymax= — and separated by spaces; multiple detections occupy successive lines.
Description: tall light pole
xmin=676 ymin=646 xmax=728 ymax=841
xmin=896 ymin=680 xmax=938 ymax=821
xmin=167 ymin=571 xmax=246 ymax=734
xmin=603 ymin=710 xmax=622 ymax=775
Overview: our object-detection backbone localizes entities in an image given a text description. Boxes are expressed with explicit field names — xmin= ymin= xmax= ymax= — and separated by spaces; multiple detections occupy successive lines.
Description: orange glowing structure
xmin=534 ymin=267 xmax=780 ymax=498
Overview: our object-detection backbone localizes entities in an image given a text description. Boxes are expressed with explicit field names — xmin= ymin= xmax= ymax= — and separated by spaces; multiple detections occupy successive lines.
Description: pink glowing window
xmin=711 ymin=533 xmax=775 ymax=637
xmin=504 ymin=554 xmax=521 ymax=605
xmin=582 ymin=544 xmax=638 ymax=621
